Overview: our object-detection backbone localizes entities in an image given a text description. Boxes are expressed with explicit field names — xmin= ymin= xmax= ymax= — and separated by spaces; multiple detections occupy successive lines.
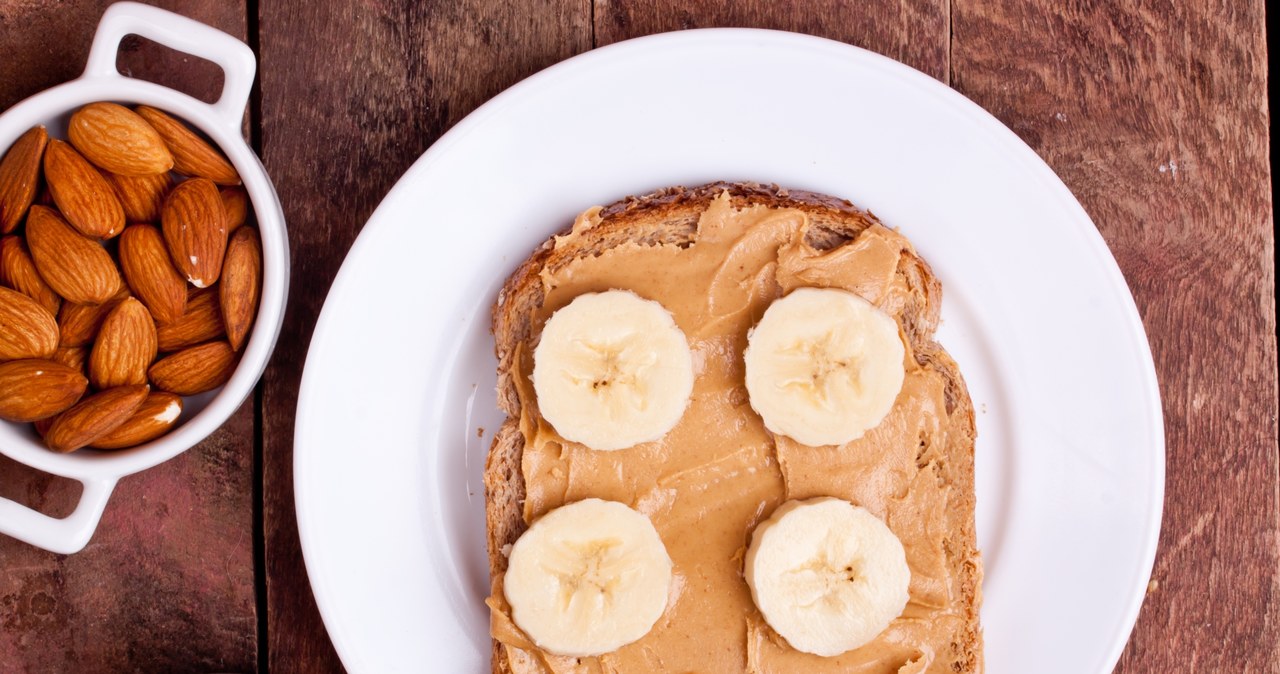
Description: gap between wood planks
xmin=245 ymin=0 xmax=269 ymax=672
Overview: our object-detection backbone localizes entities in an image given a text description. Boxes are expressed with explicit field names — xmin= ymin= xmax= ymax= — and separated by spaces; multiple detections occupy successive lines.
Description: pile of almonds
xmin=0 ymin=102 xmax=261 ymax=452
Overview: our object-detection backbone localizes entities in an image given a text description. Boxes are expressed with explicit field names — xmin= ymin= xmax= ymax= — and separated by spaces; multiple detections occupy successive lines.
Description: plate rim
xmin=294 ymin=27 xmax=1165 ymax=674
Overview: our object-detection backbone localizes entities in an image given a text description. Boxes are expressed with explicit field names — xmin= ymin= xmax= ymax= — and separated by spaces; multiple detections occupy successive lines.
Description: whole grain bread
xmin=486 ymin=182 xmax=981 ymax=673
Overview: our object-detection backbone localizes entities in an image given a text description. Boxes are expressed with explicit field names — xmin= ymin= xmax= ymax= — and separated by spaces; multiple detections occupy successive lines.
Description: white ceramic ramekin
xmin=0 ymin=2 xmax=288 ymax=554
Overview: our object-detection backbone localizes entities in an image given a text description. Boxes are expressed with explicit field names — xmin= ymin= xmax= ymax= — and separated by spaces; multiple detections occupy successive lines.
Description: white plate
xmin=295 ymin=29 xmax=1163 ymax=674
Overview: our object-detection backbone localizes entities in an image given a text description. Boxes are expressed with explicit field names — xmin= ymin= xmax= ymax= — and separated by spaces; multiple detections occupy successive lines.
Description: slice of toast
xmin=486 ymin=182 xmax=982 ymax=673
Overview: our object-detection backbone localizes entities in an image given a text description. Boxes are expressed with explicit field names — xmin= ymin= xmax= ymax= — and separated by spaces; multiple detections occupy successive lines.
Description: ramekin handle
xmin=0 ymin=477 xmax=117 ymax=554
xmin=82 ymin=1 xmax=257 ymax=129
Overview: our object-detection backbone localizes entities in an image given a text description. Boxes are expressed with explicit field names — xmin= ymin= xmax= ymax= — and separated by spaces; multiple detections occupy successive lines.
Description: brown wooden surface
xmin=1 ymin=1 xmax=1276 ymax=672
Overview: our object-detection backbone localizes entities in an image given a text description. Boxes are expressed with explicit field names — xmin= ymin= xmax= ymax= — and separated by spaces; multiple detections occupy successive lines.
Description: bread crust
xmin=486 ymin=182 xmax=981 ymax=673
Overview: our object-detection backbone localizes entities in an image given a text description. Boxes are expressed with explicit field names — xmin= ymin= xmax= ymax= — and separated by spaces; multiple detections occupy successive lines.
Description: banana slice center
xmin=564 ymin=337 xmax=656 ymax=416
xmin=775 ymin=330 xmax=864 ymax=412
xmin=504 ymin=499 xmax=674 ymax=657
xmin=542 ymin=537 xmax=629 ymax=612
xmin=784 ymin=534 xmax=864 ymax=609
xmin=745 ymin=497 xmax=910 ymax=657
xmin=745 ymin=287 xmax=905 ymax=446
xmin=533 ymin=290 xmax=694 ymax=451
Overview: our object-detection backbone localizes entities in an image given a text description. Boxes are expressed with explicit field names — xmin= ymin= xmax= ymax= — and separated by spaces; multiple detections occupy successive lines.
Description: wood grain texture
xmin=595 ymin=0 xmax=949 ymax=81
xmin=951 ymin=1 xmax=1277 ymax=672
xmin=2 ymin=0 xmax=1275 ymax=671
xmin=0 ymin=2 xmax=256 ymax=672
xmin=0 ymin=409 xmax=256 ymax=673
xmin=0 ymin=1 xmax=230 ymax=111
xmin=256 ymin=1 xmax=590 ymax=671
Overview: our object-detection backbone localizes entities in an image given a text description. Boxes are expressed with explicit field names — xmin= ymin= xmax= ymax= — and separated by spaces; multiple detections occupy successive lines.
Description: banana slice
xmin=745 ymin=497 xmax=910 ymax=657
xmin=504 ymin=498 xmax=674 ymax=656
xmin=744 ymin=287 xmax=905 ymax=446
xmin=533 ymin=289 xmax=695 ymax=451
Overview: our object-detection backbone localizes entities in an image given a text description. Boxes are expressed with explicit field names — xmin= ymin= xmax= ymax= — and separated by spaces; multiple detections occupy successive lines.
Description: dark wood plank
xmin=0 ymin=2 xmax=256 ymax=672
xmin=594 ymin=0 xmax=950 ymax=81
xmin=0 ymin=408 xmax=256 ymax=673
xmin=256 ymin=1 xmax=591 ymax=671
xmin=0 ymin=1 xmax=231 ymax=110
xmin=951 ymin=1 xmax=1277 ymax=671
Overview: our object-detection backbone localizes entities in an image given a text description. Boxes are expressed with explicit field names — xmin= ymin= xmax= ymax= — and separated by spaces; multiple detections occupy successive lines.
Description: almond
xmin=106 ymin=171 xmax=172 ymax=223
xmin=58 ymin=287 xmax=129 ymax=347
xmin=25 ymin=205 xmax=123 ymax=304
xmin=162 ymin=178 xmax=228 ymax=288
xmin=0 ymin=126 xmax=48 ymax=234
xmin=90 ymin=391 xmax=182 ymax=450
xmin=52 ymin=345 xmax=88 ymax=373
xmin=119 ymin=224 xmax=187 ymax=323
xmin=0 ymin=359 xmax=87 ymax=422
xmin=148 ymin=341 xmax=236 ymax=395
xmin=0 ymin=286 xmax=58 ymax=361
xmin=135 ymin=106 xmax=240 ymax=185
xmin=34 ymin=415 xmax=54 ymax=437
xmin=68 ymin=102 xmax=173 ymax=176
xmin=156 ymin=287 xmax=225 ymax=351
xmin=89 ymin=297 xmax=157 ymax=389
xmin=44 ymin=384 xmax=149 ymax=453
xmin=43 ymin=140 xmax=126 ymax=238
xmin=0 ymin=234 xmax=61 ymax=316
xmin=220 ymin=227 xmax=262 ymax=351
xmin=220 ymin=186 xmax=249 ymax=233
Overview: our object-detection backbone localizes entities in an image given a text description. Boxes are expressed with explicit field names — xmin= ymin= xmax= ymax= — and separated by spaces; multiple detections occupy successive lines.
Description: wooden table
xmin=1 ymin=1 xmax=1275 ymax=672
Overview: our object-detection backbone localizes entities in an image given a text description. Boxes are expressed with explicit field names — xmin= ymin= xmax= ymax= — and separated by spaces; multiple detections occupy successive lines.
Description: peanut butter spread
xmin=488 ymin=192 xmax=972 ymax=673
